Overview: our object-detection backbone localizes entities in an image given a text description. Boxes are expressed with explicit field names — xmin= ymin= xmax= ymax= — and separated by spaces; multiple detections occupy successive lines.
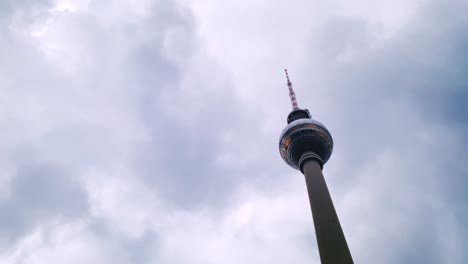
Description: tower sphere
xmin=279 ymin=113 xmax=333 ymax=170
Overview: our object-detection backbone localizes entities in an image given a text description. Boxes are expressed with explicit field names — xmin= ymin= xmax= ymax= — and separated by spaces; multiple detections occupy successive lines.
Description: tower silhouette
xmin=279 ymin=70 xmax=353 ymax=264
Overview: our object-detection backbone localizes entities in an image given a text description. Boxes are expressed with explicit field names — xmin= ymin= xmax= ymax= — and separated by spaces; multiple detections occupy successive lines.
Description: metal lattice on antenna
xmin=285 ymin=69 xmax=299 ymax=110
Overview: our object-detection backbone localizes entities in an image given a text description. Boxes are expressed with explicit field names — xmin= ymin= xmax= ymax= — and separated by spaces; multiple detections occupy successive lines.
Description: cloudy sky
xmin=0 ymin=0 xmax=467 ymax=263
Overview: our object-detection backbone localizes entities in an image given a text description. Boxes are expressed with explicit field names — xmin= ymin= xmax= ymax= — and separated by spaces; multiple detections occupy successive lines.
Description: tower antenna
xmin=285 ymin=69 xmax=299 ymax=110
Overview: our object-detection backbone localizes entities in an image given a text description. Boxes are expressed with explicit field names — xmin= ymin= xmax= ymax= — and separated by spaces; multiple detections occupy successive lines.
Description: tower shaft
xmin=302 ymin=158 xmax=353 ymax=264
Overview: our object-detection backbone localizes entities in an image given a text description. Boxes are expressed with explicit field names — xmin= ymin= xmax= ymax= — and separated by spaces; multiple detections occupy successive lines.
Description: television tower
xmin=279 ymin=70 xmax=353 ymax=264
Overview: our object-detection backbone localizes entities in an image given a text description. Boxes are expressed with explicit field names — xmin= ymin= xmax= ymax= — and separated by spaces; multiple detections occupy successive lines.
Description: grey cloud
xmin=85 ymin=217 xmax=160 ymax=264
xmin=108 ymin=4 xmax=272 ymax=210
xmin=0 ymin=162 xmax=88 ymax=245
xmin=0 ymin=2 xmax=92 ymax=248
xmin=133 ymin=76 xmax=260 ymax=209
xmin=0 ymin=0 xmax=198 ymax=252
xmin=0 ymin=0 xmax=467 ymax=263
xmin=301 ymin=8 xmax=468 ymax=169
xmin=297 ymin=1 xmax=467 ymax=263
xmin=0 ymin=0 xmax=265 ymax=260
xmin=0 ymin=0 xmax=53 ymax=36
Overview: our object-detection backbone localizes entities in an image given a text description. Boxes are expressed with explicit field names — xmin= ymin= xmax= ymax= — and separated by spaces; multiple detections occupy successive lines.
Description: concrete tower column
xmin=301 ymin=157 xmax=353 ymax=264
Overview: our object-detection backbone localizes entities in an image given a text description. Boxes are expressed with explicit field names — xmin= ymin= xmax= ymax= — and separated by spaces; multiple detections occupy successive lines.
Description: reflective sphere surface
xmin=279 ymin=118 xmax=333 ymax=170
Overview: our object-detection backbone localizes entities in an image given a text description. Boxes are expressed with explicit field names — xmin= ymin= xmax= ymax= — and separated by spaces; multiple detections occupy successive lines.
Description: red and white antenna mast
xmin=285 ymin=69 xmax=299 ymax=110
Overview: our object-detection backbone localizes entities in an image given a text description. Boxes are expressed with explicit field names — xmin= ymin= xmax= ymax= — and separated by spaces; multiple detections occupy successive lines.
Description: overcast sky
xmin=0 ymin=0 xmax=467 ymax=263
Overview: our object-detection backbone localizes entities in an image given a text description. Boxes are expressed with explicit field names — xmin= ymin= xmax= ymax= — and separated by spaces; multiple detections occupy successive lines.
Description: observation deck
xmin=279 ymin=110 xmax=333 ymax=171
